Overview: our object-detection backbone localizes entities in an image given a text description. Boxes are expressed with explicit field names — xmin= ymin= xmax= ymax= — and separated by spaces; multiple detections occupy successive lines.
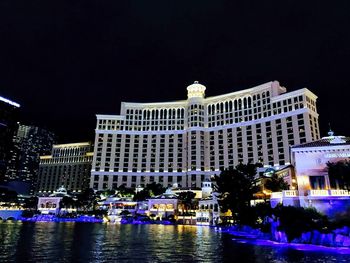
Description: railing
xmin=149 ymin=208 xmax=175 ymax=212
xmin=283 ymin=190 xmax=299 ymax=197
xmin=308 ymin=190 xmax=329 ymax=196
xmin=329 ymin=189 xmax=350 ymax=196
xmin=308 ymin=189 xmax=350 ymax=197
xmin=270 ymin=192 xmax=282 ymax=199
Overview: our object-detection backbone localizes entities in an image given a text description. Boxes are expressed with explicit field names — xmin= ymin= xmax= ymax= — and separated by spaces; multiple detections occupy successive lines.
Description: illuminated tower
xmin=0 ymin=95 xmax=20 ymax=183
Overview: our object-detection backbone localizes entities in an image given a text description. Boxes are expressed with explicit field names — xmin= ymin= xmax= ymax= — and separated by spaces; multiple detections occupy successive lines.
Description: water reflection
xmin=0 ymin=222 xmax=350 ymax=262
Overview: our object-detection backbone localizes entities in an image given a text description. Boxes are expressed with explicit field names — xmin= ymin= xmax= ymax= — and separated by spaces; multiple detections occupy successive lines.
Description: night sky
xmin=1 ymin=1 xmax=350 ymax=143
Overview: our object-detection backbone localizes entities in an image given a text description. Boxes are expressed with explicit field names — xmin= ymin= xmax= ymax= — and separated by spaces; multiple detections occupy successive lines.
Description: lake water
xmin=1 ymin=221 xmax=350 ymax=262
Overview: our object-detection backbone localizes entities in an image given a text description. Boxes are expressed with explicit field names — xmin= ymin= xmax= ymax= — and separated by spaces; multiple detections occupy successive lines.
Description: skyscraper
xmin=91 ymin=81 xmax=320 ymax=190
xmin=0 ymin=95 xmax=20 ymax=183
xmin=5 ymin=124 xmax=55 ymax=195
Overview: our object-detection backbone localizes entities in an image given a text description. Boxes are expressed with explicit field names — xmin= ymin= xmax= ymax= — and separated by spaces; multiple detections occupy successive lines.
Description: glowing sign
xmin=324 ymin=153 xmax=350 ymax=158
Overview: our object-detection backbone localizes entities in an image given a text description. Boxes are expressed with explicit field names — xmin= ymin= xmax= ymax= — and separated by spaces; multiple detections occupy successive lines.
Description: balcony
xmin=149 ymin=208 xmax=176 ymax=212
xmin=270 ymin=192 xmax=282 ymax=199
xmin=329 ymin=189 xmax=350 ymax=196
xmin=283 ymin=190 xmax=298 ymax=197
xmin=307 ymin=189 xmax=350 ymax=197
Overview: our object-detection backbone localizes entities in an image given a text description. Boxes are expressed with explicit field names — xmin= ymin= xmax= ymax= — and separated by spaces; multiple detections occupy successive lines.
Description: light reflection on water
xmin=0 ymin=221 xmax=350 ymax=263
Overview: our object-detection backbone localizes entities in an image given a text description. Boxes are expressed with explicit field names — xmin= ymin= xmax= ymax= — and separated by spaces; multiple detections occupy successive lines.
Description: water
xmin=1 ymin=222 xmax=350 ymax=263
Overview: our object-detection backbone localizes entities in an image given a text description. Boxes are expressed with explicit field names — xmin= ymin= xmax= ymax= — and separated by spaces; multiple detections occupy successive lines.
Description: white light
xmin=0 ymin=96 xmax=20 ymax=107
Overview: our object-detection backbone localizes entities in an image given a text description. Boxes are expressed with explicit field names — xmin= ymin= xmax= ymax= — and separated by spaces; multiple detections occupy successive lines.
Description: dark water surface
xmin=1 ymin=221 xmax=350 ymax=263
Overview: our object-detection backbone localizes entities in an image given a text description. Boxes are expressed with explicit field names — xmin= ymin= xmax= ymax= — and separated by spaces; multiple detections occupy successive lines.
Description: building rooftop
xmin=292 ymin=135 xmax=350 ymax=149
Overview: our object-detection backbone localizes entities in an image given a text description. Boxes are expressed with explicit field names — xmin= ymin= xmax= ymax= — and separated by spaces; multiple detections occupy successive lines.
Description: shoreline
xmin=215 ymin=225 xmax=350 ymax=253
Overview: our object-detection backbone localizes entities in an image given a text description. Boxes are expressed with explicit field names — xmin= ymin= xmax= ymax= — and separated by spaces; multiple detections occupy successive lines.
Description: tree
xmin=133 ymin=189 xmax=151 ymax=201
xmin=133 ymin=182 xmax=166 ymax=201
xmin=116 ymin=185 xmax=135 ymax=197
xmin=327 ymin=160 xmax=350 ymax=189
xmin=23 ymin=196 xmax=38 ymax=209
xmin=264 ymin=173 xmax=289 ymax=192
xmin=60 ymin=196 xmax=77 ymax=209
xmin=213 ymin=163 xmax=260 ymax=224
xmin=177 ymin=191 xmax=196 ymax=215
xmin=77 ymin=188 xmax=97 ymax=211
xmin=146 ymin=182 xmax=166 ymax=197
xmin=0 ymin=187 xmax=18 ymax=204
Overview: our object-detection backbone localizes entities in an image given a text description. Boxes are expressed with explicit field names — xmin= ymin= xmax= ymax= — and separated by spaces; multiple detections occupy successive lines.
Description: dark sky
xmin=1 ymin=1 xmax=350 ymax=143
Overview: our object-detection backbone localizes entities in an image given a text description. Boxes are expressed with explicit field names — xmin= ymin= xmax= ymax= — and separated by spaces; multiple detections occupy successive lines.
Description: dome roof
xmin=187 ymin=81 xmax=206 ymax=98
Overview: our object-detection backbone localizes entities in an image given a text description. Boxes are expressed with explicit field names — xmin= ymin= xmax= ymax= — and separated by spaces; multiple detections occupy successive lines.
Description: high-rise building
xmin=37 ymin=142 xmax=93 ymax=194
xmin=0 ymin=95 xmax=20 ymax=183
xmin=5 ymin=124 xmax=55 ymax=195
xmin=91 ymin=81 xmax=320 ymax=190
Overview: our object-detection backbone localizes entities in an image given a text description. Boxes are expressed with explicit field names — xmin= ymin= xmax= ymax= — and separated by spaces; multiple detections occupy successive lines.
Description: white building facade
xmin=91 ymin=81 xmax=320 ymax=190
xmin=270 ymin=133 xmax=350 ymax=217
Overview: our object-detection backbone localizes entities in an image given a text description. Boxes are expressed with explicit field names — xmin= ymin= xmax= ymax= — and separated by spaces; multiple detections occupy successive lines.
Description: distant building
xmin=91 ymin=81 xmax=320 ymax=190
xmin=5 ymin=124 xmax=55 ymax=195
xmin=37 ymin=142 xmax=93 ymax=194
xmin=0 ymin=95 xmax=20 ymax=183
xmin=270 ymin=132 xmax=350 ymax=217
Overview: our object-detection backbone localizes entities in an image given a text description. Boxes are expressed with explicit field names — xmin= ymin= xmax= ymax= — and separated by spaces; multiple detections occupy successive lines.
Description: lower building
xmin=270 ymin=132 xmax=350 ymax=217
xmin=37 ymin=142 xmax=93 ymax=194
xmin=196 ymin=195 xmax=220 ymax=226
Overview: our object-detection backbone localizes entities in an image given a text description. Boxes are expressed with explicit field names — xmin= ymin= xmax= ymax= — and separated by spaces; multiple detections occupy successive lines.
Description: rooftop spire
xmin=328 ymin=123 xmax=334 ymax=137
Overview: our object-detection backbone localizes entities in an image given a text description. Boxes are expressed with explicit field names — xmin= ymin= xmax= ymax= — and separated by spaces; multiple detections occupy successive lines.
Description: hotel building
xmin=91 ymin=81 xmax=320 ymax=190
xmin=37 ymin=142 xmax=93 ymax=194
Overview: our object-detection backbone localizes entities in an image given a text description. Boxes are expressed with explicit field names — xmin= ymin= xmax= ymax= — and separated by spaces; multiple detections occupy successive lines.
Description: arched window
xmin=247 ymin=96 xmax=252 ymax=108
xmin=243 ymin=97 xmax=247 ymax=109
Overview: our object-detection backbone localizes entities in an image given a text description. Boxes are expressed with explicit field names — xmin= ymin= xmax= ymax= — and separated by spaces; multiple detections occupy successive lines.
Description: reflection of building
xmin=271 ymin=132 xmax=350 ymax=217
xmin=5 ymin=124 xmax=55 ymax=195
xmin=0 ymin=96 xmax=20 ymax=183
xmin=37 ymin=142 xmax=93 ymax=194
xmin=91 ymin=81 xmax=319 ymax=190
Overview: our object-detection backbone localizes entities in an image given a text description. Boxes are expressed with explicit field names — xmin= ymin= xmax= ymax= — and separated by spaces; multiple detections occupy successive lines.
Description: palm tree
xmin=177 ymin=191 xmax=196 ymax=224
xmin=263 ymin=173 xmax=289 ymax=192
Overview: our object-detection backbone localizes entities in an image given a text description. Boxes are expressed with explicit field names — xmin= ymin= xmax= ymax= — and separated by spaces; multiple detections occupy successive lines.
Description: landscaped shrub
xmin=273 ymin=205 xmax=329 ymax=242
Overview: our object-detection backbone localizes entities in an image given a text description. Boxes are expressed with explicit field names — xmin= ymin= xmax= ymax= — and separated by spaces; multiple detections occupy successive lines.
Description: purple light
xmin=231 ymin=237 xmax=350 ymax=255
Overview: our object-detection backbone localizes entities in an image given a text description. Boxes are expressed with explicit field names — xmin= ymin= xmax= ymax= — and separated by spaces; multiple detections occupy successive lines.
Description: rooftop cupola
xmin=187 ymin=81 xmax=206 ymax=99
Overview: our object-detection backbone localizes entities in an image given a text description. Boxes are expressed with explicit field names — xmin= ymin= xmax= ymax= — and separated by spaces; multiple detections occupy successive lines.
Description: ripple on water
xmin=0 ymin=222 xmax=350 ymax=262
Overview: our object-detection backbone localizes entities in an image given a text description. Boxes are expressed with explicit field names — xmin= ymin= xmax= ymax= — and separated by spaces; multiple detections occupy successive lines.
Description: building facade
xmin=37 ymin=142 xmax=93 ymax=194
xmin=91 ymin=81 xmax=320 ymax=190
xmin=5 ymin=124 xmax=55 ymax=195
xmin=0 ymin=95 xmax=20 ymax=183
xmin=270 ymin=132 xmax=350 ymax=217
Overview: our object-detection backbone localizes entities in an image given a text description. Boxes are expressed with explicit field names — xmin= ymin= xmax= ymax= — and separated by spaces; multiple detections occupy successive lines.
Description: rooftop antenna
xmin=328 ymin=122 xmax=334 ymax=137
